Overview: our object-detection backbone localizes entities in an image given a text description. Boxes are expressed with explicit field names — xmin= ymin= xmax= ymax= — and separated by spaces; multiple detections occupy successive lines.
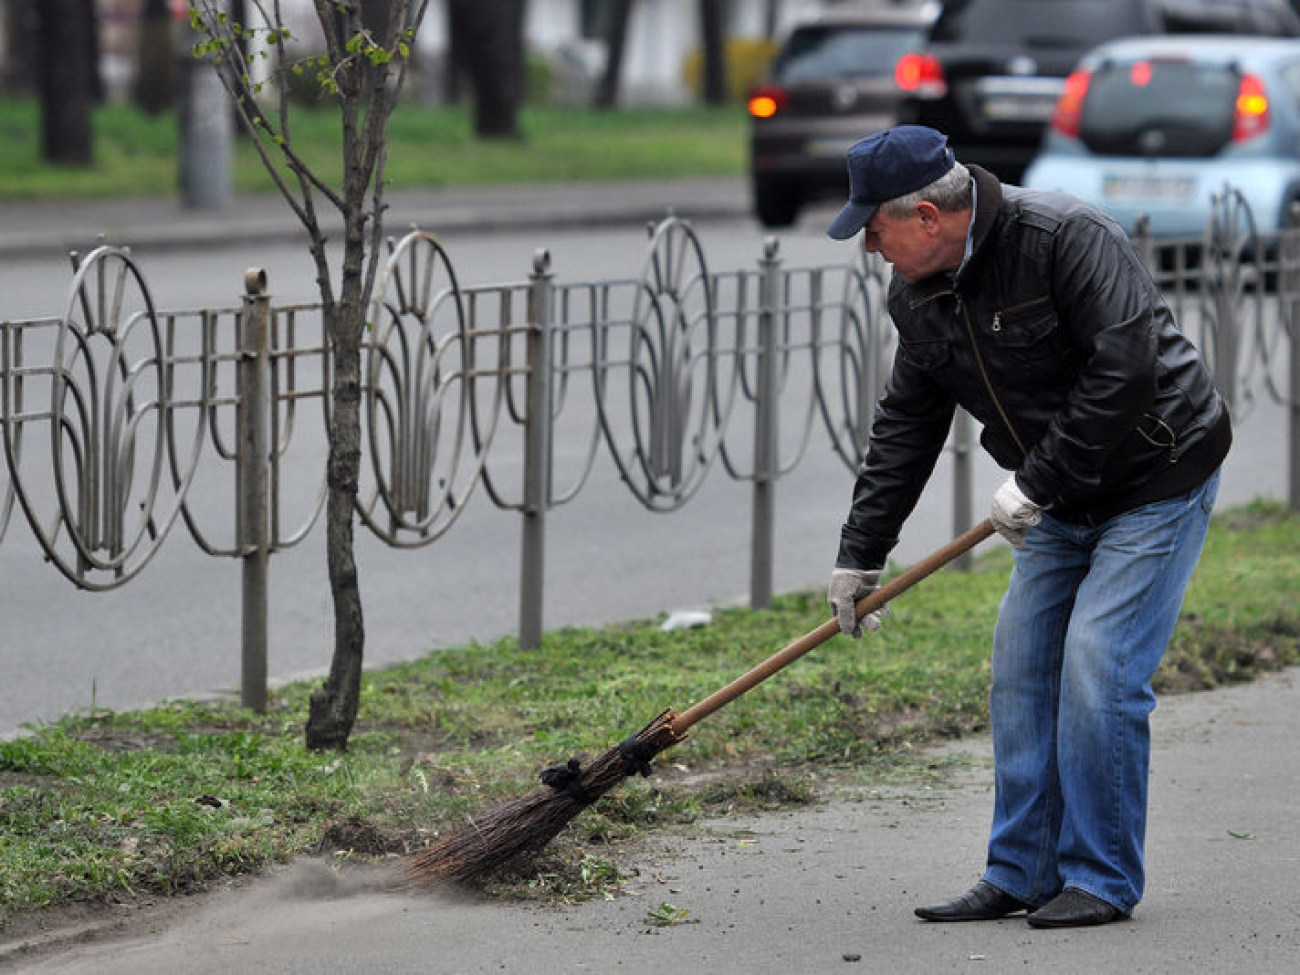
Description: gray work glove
xmin=990 ymin=474 xmax=1044 ymax=549
xmin=827 ymin=567 xmax=889 ymax=639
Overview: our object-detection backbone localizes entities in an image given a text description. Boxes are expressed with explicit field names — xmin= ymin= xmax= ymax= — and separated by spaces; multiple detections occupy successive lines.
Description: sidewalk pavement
xmin=5 ymin=668 xmax=1298 ymax=974
xmin=0 ymin=178 xmax=752 ymax=261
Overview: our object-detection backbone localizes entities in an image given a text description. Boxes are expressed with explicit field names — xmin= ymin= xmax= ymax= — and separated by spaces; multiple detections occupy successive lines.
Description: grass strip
xmin=0 ymin=99 xmax=746 ymax=202
xmin=1 ymin=501 xmax=1296 ymax=921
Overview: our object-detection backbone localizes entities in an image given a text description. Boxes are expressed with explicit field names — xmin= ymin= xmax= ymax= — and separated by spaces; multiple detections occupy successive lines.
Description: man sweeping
xmin=824 ymin=126 xmax=1230 ymax=927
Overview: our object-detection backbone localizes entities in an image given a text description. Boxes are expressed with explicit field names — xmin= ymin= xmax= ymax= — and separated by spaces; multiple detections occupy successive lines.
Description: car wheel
xmin=753 ymin=177 xmax=800 ymax=228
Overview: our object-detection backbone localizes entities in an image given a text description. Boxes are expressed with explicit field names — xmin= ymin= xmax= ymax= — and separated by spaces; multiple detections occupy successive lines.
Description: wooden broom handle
xmin=669 ymin=519 xmax=996 ymax=737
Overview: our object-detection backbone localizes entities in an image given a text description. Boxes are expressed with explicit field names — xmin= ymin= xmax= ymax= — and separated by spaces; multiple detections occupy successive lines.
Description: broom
xmin=407 ymin=519 xmax=996 ymax=884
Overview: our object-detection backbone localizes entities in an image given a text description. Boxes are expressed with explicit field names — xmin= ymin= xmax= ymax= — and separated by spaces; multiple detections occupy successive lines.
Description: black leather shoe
xmin=1027 ymin=888 xmax=1126 ymax=928
xmin=914 ymin=880 xmax=1033 ymax=921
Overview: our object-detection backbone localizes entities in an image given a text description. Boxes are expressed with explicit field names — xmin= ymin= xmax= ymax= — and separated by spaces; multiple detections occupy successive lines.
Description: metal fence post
xmin=750 ymin=237 xmax=782 ymax=610
xmin=951 ymin=408 xmax=974 ymax=570
xmin=1288 ymin=203 xmax=1300 ymax=512
xmin=238 ymin=268 xmax=271 ymax=711
xmin=1209 ymin=190 xmax=1240 ymax=408
xmin=1291 ymin=316 xmax=1300 ymax=511
xmin=519 ymin=249 xmax=554 ymax=650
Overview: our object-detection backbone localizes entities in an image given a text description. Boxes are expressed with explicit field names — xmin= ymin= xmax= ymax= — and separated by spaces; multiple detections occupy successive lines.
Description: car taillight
xmin=747 ymin=84 xmax=787 ymax=119
xmin=1051 ymin=69 xmax=1091 ymax=139
xmin=894 ymin=53 xmax=946 ymax=97
xmin=1233 ymin=73 xmax=1270 ymax=142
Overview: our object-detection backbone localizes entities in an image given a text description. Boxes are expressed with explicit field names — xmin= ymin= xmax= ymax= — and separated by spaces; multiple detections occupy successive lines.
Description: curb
xmin=0 ymin=179 xmax=753 ymax=260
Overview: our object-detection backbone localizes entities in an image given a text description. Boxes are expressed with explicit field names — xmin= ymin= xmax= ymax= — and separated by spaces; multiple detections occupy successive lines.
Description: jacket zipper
xmin=1138 ymin=414 xmax=1179 ymax=462
xmin=989 ymin=294 xmax=1051 ymax=333
xmin=956 ymin=294 xmax=1029 ymax=457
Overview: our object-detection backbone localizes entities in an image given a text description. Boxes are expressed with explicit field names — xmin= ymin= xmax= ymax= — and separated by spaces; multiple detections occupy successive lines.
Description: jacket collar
xmin=902 ymin=165 xmax=1004 ymax=306
xmin=963 ymin=165 xmax=1004 ymax=276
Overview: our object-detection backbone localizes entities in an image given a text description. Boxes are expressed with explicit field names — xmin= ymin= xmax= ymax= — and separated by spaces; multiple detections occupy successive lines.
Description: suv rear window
xmin=926 ymin=0 xmax=1298 ymax=45
xmin=927 ymin=0 xmax=1147 ymax=46
xmin=773 ymin=24 xmax=929 ymax=82
xmin=1078 ymin=59 xmax=1239 ymax=156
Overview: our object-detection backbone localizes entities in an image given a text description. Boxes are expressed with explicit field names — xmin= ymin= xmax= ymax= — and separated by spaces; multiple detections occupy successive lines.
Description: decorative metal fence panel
xmin=2 ymin=190 xmax=1296 ymax=711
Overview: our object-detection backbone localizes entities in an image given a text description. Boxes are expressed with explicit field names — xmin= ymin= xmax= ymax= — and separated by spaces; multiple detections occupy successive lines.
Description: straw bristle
xmin=405 ymin=708 xmax=681 ymax=885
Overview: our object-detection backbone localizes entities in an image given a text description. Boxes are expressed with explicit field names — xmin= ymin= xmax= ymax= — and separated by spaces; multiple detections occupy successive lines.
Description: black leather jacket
xmin=837 ymin=167 xmax=1232 ymax=571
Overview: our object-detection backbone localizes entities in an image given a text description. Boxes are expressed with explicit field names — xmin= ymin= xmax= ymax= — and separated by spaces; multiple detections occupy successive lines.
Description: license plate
xmin=1102 ymin=175 xmax=1194 ymax=200
xmin=974 ymin=77 xmax=1063 ymax=123
xmin=805 ymin=137 xmax=853 ymax=158
xmin=980 ymin=94 xmax=1058 ymax=122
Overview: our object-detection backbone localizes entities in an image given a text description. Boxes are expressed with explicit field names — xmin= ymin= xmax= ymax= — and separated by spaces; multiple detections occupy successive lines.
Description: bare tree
xmin=36 ymin=0 xmax=93 ymax=164
xmin=82 ymin=0 xmax=105 ymax=104
xmin=594 ymin=0 xmax=634 ymax=109
xmin=447 ymin=0 xmax=526 ymax=138
xmin=189 ymin=0 xmax=432 ymax=751
xmin=698 ymin=0 xmax=726 ymax=105
xmin=2 ymin=0 xmax=38 ymax=93
xmin=135 ymin=0 xmax=177 ymax=114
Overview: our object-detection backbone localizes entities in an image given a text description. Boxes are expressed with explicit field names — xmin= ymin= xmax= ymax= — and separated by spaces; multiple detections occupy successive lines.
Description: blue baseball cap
xmin=826 ymin=126 xmax=956 ymax=240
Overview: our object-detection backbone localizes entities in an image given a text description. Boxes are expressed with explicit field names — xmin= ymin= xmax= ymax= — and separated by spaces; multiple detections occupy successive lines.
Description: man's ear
xmin=916 ymin=200 xmax=942 ymax=231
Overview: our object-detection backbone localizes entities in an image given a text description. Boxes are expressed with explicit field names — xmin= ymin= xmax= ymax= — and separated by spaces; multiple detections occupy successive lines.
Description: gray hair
xmin=879 ymin=161 xmax=972 ymax=218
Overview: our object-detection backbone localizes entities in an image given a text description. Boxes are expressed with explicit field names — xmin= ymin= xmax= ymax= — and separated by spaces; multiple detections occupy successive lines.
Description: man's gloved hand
xmin=990 ymin=474 xmax=1044 ymax=549
xmin=827 ymin=568 xmax=889 ymax=639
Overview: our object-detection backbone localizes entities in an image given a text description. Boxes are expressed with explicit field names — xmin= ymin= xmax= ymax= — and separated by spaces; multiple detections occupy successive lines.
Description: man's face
xmin=861 ymin=205 xmax=949 ymax=283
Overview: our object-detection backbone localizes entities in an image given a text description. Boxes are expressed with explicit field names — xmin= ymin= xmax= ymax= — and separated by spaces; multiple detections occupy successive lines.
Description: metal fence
xmin=2 ymin=189 xmax=1297 ymax=711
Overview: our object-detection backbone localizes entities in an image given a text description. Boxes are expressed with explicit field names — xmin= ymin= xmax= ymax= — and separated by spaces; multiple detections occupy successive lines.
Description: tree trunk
xmin=449 ymin=0 xmax=525 ymax=139
xmin=359 ymin=0 xmax=392 ymax=43
xmin=594 ymin=0 xmax=634 ymax=109
xmin=191 ymin=0 xmax=428 ymax=750
xmin=698 ymin=0 xmax=726 ymax=106
xmin=37 ymin=0 xmax=93 ymax=165
xmin=134 ymin=0 xmax=177 ymax=114
xmin=305 ymin=297 xmax=367 ymax=751
xmin=302 ymin=0 xmax=408 ymax=752
xmin=82 ymin=0 xmax=105 ymax=103
xmin=2 ymin=0 xmax=38 ymax=93
xmin=445 ymin=0 xmax=465 ymax=102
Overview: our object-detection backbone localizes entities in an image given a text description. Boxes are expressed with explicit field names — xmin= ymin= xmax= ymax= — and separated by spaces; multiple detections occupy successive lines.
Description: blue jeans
xmin=982 ymin=470 xmax=1220 ymax=914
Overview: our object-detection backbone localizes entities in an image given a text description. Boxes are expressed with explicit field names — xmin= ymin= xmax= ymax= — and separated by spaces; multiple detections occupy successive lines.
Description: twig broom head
xmin=405 ymin=708 xmax=682 ymax=885
xmin=404 ymin=523 xmax=996 ymax=887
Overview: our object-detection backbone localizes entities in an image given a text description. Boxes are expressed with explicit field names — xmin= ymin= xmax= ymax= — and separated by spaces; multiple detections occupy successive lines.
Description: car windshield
xmin=1079 ymin=58 xmax=1239 ymax=156
xmin=928 ymin=0 xmax=1146 ymax=47
xmin=774 ymin=25 xmax=929 ymax=81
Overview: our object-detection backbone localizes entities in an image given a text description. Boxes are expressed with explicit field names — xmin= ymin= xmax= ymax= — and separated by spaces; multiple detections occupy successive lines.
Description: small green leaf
xmin=644 ymin=902 xmax=697 ymax=927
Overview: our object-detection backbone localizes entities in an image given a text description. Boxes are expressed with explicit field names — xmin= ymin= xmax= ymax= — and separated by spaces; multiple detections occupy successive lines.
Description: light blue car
xmin=1022 ymin=35 xmax=1300 ymax=238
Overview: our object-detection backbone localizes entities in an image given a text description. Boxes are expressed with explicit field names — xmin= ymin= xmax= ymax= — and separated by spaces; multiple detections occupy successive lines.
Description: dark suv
xmin=896 ymin=0 xmax=1300 ymax=183
xmin=746 ymin=2 xmax=938 ymax=228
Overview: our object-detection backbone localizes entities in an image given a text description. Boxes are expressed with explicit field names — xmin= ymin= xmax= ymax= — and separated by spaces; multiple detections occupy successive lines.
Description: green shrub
xmin=681 ymin=37 xmax=780 ymax=102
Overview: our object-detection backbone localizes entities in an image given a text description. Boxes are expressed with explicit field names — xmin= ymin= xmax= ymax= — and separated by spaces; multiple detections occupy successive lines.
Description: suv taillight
xmin=1233 ymin=73 xmax=1270 ymax=142
xmin=894 ymin=53 xmax=946 ymax=98
xmin=747 ymin=84 xmax=788 ymax=119
xmin=1051 ymin=69 xmax=1091 ymax=139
